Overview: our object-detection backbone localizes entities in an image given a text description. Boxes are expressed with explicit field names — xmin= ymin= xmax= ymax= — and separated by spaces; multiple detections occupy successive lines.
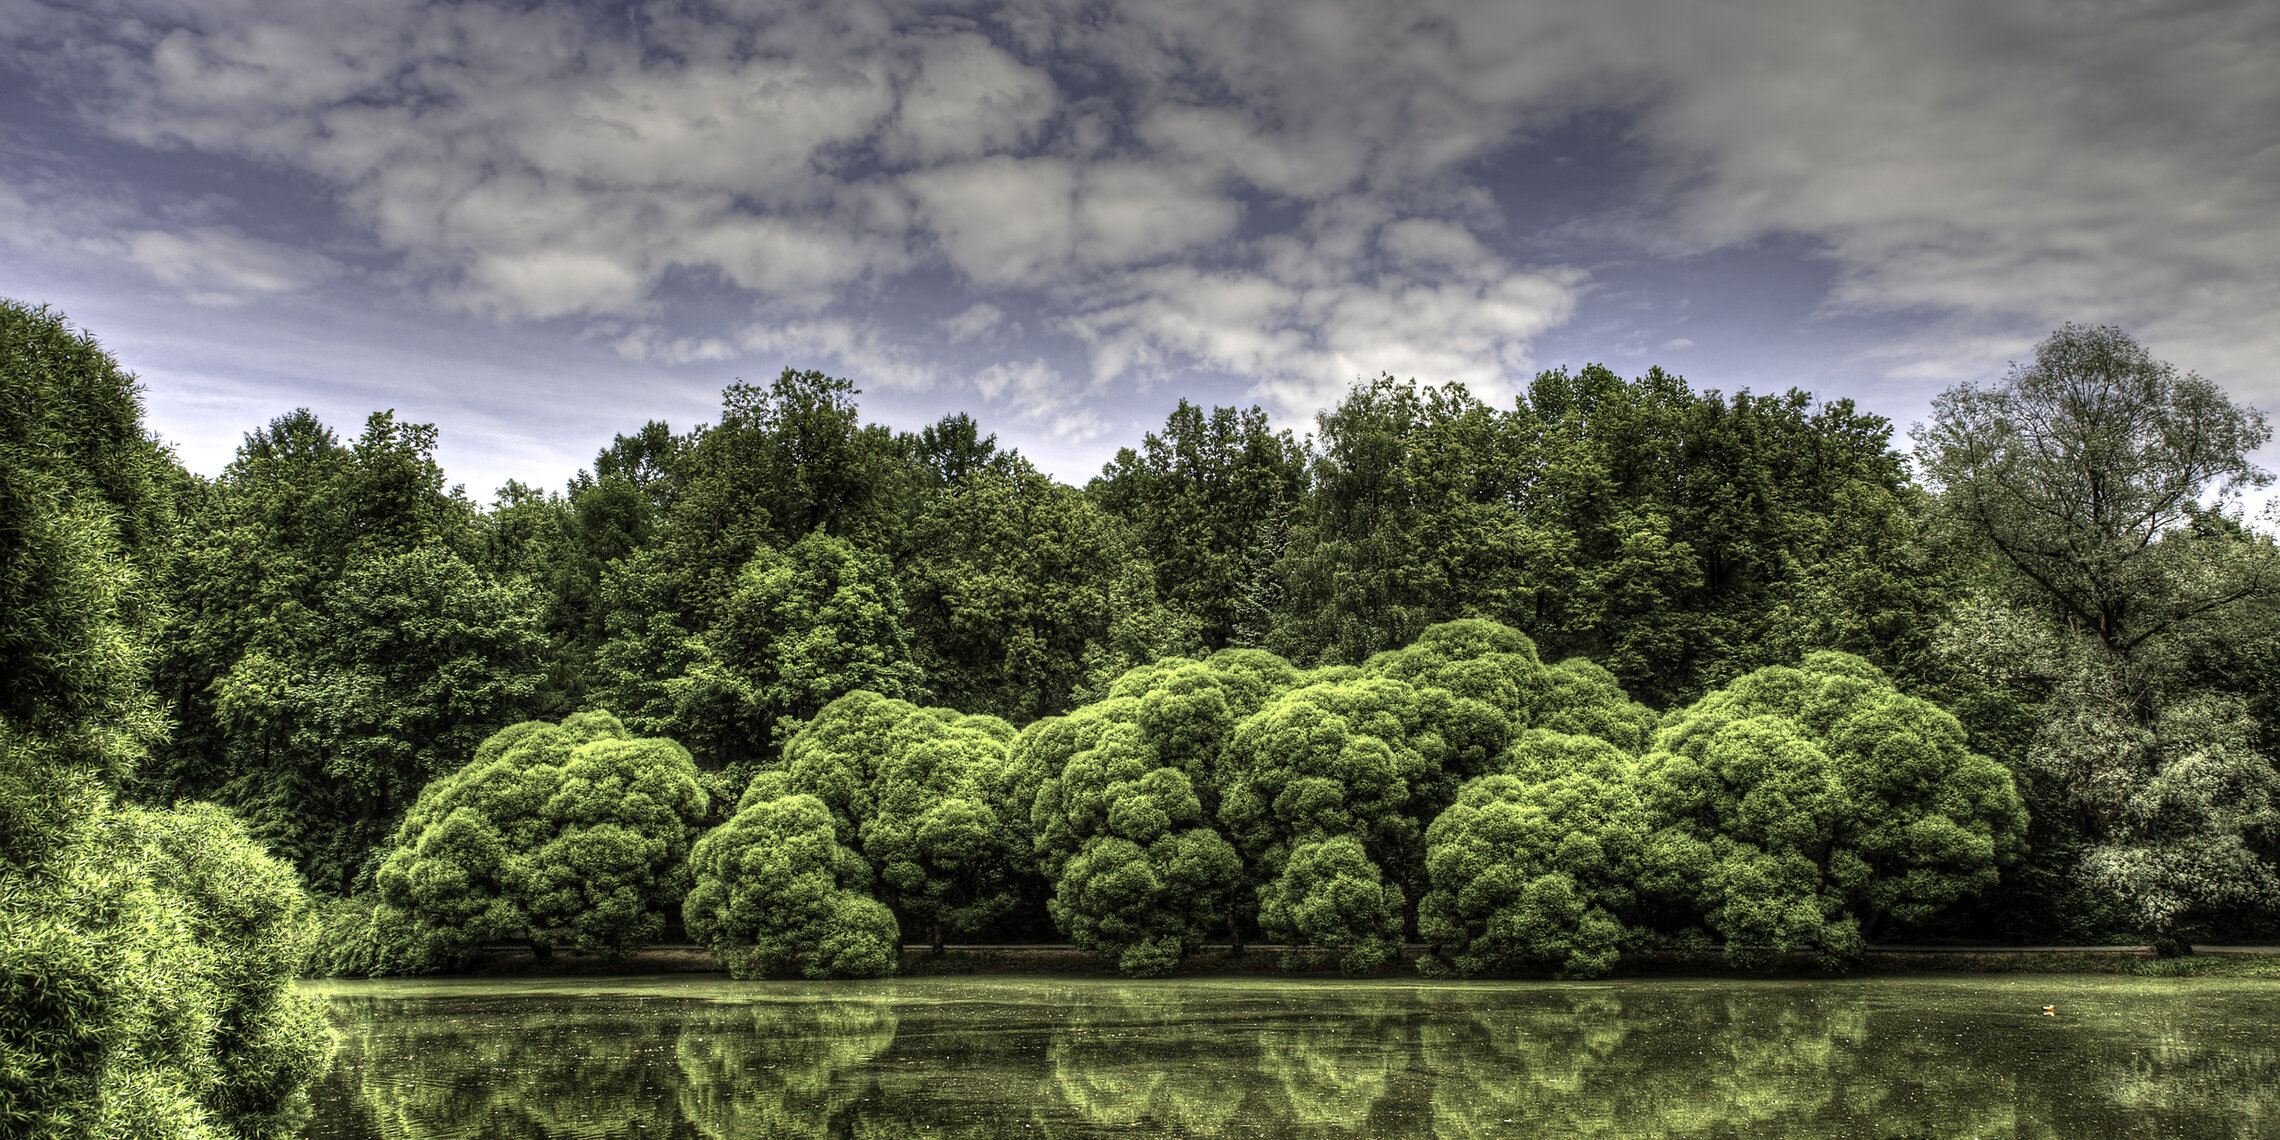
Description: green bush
xmin=373 ymin=711 xmax=709 ymax=967
xmin=682 ymin=794 xmax=898 ymax=978
xmin=1 ymin=780 xmax=334 ymax=1140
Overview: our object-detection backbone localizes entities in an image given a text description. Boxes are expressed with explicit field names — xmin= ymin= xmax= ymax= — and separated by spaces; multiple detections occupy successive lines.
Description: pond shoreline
xmin=425 ymin=942 xmax=2280 ymax=980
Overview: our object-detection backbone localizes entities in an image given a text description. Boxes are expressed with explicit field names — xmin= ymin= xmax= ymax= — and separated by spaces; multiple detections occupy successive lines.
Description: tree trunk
xmin=1227 ymin=911 xmax=1245 ymax=956
xmin=528 ymin=936 xmax=553 ymax=961
xmin=932 ymin=918 xmax=945 ymax=954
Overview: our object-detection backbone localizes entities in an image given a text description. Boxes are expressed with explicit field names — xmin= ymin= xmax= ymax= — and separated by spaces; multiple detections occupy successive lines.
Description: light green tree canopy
xmin=1024 ymin=651 xmax=1304 ymax=973
xmin=772 ymin=691 xmax=1023 ymax=947
xmin=1419 ymin=733 xmax=1650 ymax=978
xmin=1636 ymin=652 xmax=2027 ymax=966
xmin=682 ymin=793 xmax=898 ymax=979
xmin=375 ymin=711 xmax=708 ymax=964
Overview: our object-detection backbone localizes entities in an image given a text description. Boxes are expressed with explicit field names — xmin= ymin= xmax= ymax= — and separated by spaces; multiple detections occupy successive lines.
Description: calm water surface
xmin=300 ymin=973 xmax=2279 ymax=1138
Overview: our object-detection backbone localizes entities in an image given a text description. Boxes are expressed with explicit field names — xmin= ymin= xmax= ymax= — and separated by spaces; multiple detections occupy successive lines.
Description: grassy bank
xmin=435 ymin=943 xmax=2280 ymax=980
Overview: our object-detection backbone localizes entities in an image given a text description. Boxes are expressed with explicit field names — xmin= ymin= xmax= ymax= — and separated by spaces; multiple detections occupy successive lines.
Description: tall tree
xmin=1092 ymin=401 xmax=1308 ymax=649
xmin=1 ymin=299 xmax=332 ymax=1139
xmin=1919 ymin=323 xmax=2277 ymax=670
xmin=1920 ymin=324 xmax=2280 ymax=947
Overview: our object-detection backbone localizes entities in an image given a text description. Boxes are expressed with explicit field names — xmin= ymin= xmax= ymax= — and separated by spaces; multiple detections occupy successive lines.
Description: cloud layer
xmin=4 ymin=0 xmax=2275 ymax=455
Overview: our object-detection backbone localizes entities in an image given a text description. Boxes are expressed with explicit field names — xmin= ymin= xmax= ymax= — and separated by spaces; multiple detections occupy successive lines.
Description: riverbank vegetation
xmin=6 ymin=296 xmax=2279 ymax=1070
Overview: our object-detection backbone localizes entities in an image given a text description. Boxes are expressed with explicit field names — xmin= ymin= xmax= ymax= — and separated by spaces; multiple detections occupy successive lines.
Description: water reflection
xmin=304 ymin=977 xmax=2280 ymax=1139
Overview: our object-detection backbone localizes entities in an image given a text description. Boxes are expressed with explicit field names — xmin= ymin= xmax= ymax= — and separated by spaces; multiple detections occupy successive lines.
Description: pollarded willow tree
xmin=757 ymin=690 xmax=1025 ymax=950
xmin=1023 ymin=652 xmax=1295 ymax=974
xmin=1217 ymin=619 xmax=1659 ymax=973
xmin=374 ymin=711 xmax=710 ymax=968
xmin=1020 ymin=619 xmax=1661 ymax=976
xmin=1416 ymin=732 xmax=1653 ymax=978
xmin=1634 ymin=652 xmax=2028 ymax=968
xmin=683 ymin=792 xmax=899 ymax=979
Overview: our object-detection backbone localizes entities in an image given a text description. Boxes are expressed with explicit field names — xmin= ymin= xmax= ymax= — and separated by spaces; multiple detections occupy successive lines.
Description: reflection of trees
xmin=1038 ymin=986 xmax=1258 ymax=1136
xmin=307 ymin=980 xmax=2280 ymax=1140
xmin=1415 ymin=983 xmax=2280 ymax=1140
xmin=675 ymin=997 xmax=897 ymax=1138
xmin=1249 ymin=991 xmax=1409 ymax=1134
xmin=322 ymin=993 xmax=687 ymax=1139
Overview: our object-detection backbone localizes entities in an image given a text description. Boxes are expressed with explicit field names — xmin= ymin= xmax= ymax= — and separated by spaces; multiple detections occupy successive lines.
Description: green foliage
xmin=0 ymin=778 xmax=334 ymax=1140
xmin=667 ymin=531 xmax=925 ymax=763
xmin=775 ymin=692 xmax=1024 ymax=947
xmin=1 ymin=299 xmax=331 ymax=1139
xmin=1258 ymin=836 xmax=1404 ymax=974
xmin=148 ymin=406 xmax=545 ymax=893
xmin=1091 ymin=401 xmax=1308 ymax=649
xmin=1418 ymin=736 xmax=1650 ymax=978
xmin=0 ymin=299 xmax=171 ymax=778
xmin=682 ymin=794 xmax=898 ymax=979
xmin=373 ymin=712 xmax=708 ymax=967
xmin=2036 ymin=680 xmax=2280 ymax=942
xmin=1635 ymin=652 xmax=2028 ymax=967
xmin=1025 ymin=654 xmax=1291 ymax=974
xmin=1271 ymin=370 xmax=1923 ymax=707
xmin=903 ymin=455 xmax=1196 ymax=722
xmin=1919 ymin=323 xmax=2275 ymax=664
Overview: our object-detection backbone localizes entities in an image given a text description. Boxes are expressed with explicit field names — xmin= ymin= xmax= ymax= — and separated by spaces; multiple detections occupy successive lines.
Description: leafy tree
xmin=1091 ymin=400 xmax=1308 ymax=648
xmin=1 ymin=299 xmax=331 ymax=1139
xmin=1030 ymin=706 xmax=1246 ymax=974
xmin=682 ymin=793 xmax=899 ymax=979
xmin=1270 ymin=370 xmax=1921 ymax=707
xmin=902 ymin=455 xmax=1194 ymax=721
xmin=146 ymin=405 xmax=545 ymax=892
xmin=1417 ymin=733 xmax=1651 ymax=978
xmin=1635 ymin=652 xmax=2028 ymax=967
xmin=1023 ymin=651 xmax=1307 ymax=971
xmin=2037 ymin=675 xmax=2279 ymax=948
xmin=587 ymin=371 xmax=912 ymax=744
xmin=1258 ymin=835 xmax=1404 ymax=973
xmin=1919 ymin=323 xmax=2276 ymax=669
xmin=375 ymin=711 xmax=709 ymax=965
xmin=774 ymin=692 xmax=1022 ymax=948
xmin=667 ymin=531 xmax=926 ymax=764
xmin=1918 ymin=325 xmax=2280 ymax=946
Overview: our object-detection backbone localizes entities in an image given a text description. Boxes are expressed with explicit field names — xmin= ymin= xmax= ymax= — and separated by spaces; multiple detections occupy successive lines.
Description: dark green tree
xmin=667 ymin=530 xmax=926 ymax=764
xmin=1091 ymin=401 xmax=1308 ymax=649
xmin=1921 ymin=324 xmax=2280 ymax=946
xmin=902 ymin=455 xmax=1194 ymax=721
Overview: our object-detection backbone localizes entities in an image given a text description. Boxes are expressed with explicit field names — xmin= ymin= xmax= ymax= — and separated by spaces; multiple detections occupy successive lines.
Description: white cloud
xmin=101 ymin=226 xmax=341 ymax=304
xmin=882 ymin=33 xmax=1058 ymax=164
xmin=736 ymin=316 xmax=940 ymax=392
xmin=905 ymin=157 xmax=1081 ymax=286
xmin=5 ymin=0 xmax=2275 ymax=447
xmin=973 ymin=357 xmax=1107 ymax=442
xmin=940 ymin=302 xmax=1006 ymax=344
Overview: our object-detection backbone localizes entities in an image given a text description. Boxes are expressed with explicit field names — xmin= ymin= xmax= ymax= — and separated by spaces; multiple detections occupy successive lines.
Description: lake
xmin=301 ymin=973 xmax=2278 ymax=1138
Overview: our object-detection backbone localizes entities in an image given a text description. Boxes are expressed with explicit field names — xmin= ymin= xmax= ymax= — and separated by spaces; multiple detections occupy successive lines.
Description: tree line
xmin=6 ymin=299 xmax=2280 ymax=1125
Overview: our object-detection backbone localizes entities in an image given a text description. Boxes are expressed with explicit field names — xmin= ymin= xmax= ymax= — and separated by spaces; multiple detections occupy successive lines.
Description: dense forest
xmin=8 ymin=296 xmax=2280 ymax=1130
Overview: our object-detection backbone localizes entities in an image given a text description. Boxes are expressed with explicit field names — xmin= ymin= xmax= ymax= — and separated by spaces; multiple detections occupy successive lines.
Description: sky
xmin=3 ymin=0 xmax=2276 ymax=497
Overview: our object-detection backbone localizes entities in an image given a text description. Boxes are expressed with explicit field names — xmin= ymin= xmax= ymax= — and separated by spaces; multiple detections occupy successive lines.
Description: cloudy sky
xmin=4 ymin=0 xmax=2275 ymax=495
